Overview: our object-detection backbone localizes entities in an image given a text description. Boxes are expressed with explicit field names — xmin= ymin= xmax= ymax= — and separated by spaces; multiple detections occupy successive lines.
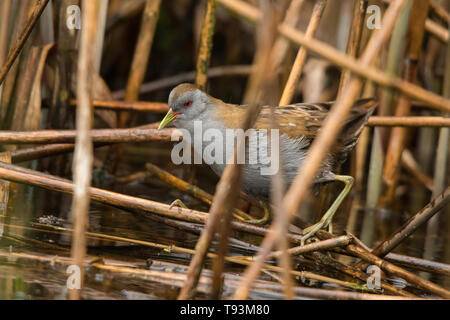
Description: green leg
xmin=301 ymin=175 xmax=354 ymax=245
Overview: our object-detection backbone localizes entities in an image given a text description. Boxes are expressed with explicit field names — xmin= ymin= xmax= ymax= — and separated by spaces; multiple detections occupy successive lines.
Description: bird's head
xmin=158 ymin=83 xmax=210 ymax=130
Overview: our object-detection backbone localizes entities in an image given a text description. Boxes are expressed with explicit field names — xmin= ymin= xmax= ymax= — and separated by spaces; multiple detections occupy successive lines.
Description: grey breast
xmin=187 ymin=118 xmax=335 ymax=199
xmin=207 ymin=129 xmax=311 ymax=199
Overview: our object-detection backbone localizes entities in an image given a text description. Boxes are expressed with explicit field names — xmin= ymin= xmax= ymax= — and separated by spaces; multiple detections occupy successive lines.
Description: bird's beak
xmin=158 ymin=108 xmax=178 ymax=130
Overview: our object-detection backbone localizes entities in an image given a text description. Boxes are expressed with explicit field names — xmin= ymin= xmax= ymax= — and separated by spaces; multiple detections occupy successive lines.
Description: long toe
xmin=169 ymin=199 xmax=188 ymax=209
xmin=301 ymin=221 xmax=326 ymax=245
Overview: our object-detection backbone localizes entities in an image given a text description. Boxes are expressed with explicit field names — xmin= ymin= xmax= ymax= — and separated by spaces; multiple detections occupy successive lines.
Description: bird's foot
xmin=300 ymin=175 xmax=354 ymax=246
xmin=169 ymin=199 xmax=189 ymax=209
xmin=243 ymin=201 xmax=270 ymax=225
xmin=301 ymin=219 xmax=333 ymax=245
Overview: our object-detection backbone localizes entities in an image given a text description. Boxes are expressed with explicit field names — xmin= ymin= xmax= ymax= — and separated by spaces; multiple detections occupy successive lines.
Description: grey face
xmin=168 ymin=89 xmax=208 ymax=126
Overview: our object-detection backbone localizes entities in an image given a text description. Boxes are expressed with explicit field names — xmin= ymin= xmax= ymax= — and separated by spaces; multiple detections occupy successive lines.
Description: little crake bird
xmin=158 ymin=83 xmax=375 ymax=243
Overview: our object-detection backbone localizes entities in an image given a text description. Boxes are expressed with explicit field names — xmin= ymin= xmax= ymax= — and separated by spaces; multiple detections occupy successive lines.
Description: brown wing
xmin=214 ymin=97 xmax=376 ymax=165
xmin=255 ymin=98 xmax=376 ymax=164
xmin=254 ymin=102 xmax=330 ymax=140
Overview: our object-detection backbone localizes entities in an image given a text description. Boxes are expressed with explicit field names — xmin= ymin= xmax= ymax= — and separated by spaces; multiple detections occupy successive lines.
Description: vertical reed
xmin=195 ymin=0 xmax=216 ymax=90
xmin=279 ymin=0 xmax=327 ymax=106
xmin=382 ymin=0 xmax=430 ymax=204
xmin=68 ymin=0 xmax=99 ymax=300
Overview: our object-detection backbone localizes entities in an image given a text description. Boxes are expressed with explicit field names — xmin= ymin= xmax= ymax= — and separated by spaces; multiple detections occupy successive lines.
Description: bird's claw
xmin=244 ymin=201 xmax=270 ymax=225
xmin=301 ymin=220 xmax=333 ymax=246
xmin=169 ymin=199 xmax=188 ymax=209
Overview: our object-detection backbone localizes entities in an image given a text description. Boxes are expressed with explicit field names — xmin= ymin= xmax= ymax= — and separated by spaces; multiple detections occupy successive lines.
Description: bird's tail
xmin=334 ymin=98 xmax=377 ymax=165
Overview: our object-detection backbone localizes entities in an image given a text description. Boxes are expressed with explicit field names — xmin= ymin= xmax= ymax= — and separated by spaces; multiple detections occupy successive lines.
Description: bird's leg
xmin=301 ymin=175 xmax=354 ymax=245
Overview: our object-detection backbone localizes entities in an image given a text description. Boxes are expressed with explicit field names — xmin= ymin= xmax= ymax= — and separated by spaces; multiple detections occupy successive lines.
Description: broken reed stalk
xmin=233 ymin=0 xmax=408 ymax=300
xmin=313 ymin=231 xmax=450 ymax=298
xmin=145 ymin=162 xmax=254 ymax=221
xmin=69 ymin=99 xmax=168 ymax=113
xmin=367 ymin=116 xmax=450 ymax=127
xmin=352 ymin=186 xmax=450 ymax=277
xmin=278 ymin=0 xmax=327 ymax=105
xmin=0 ymin=0 xmax=50 ymax=85
xmin=315 ymin=229 xmax=450 ymax=298
xmin=426 ymin=19 xmax=449 ymax=43
xmin=385 ymin=253 xmax=450 ymax=276
xmin=267 ymin=235 xmax=352 ymax=259
xmin=8 ymin=123 xmax=161 ymax=163
xmin=338 ymin=0 xmax=368 ymax=95
xmin=347 ymin=242 xmax=450 ymax=298
xmin=0 ymin=128 xmax=175 ymax=144
xmin=307 ymin=247 xmax=413 ymax=297
xmin=69 ymin=0 xmax=98 ymax=300
xmin=195 ymin=0 xmax=216 ymax=90
xmin=217 ymin=0 xmax=450 ymax=112
xmin=382 ymin=0 xmax=430 ymax=203
xmin=370 ymin=184 xmax=450 ymax=260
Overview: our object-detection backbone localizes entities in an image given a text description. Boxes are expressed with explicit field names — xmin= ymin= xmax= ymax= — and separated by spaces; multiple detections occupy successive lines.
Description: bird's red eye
xmin=184 ymin=99 xmax=192 ymax=108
